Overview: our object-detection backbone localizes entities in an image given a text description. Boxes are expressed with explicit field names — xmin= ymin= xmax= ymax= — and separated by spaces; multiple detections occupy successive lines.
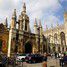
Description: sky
xmin=0 ymin=0 xmax=67 ymax=32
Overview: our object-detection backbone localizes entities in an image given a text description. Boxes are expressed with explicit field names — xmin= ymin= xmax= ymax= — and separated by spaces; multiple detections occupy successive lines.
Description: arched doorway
xmin=43 ymin=45 xmax=46 ymax=53
xmin=25 ymin=42 xmax=32 ymax=53
xmin=60 ymin=32 xmax=66 ymax=45
xmin=58 ymin=47 xmax=60 ymax=53
xmin=0 ymin=40 xmax=2 ymax=51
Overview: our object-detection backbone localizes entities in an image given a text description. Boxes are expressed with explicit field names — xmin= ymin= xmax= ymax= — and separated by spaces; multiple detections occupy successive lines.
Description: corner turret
xmin=18 ymin=15 xmax=23 ymax=30
xmin=10 ymin=9 xmax=17 ymax=29
xmin=64 ymin=12 xmax=67 ymax=45
xmin=64 ymin=12 xmax=67 ymax=23
xmin=34 ymin=18 xmax=38 ymax=34
xmin=39 ymin=20 xmax=43 ymax=36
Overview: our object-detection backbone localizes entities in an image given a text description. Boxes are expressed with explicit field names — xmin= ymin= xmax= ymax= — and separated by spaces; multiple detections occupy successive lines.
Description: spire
xmin=44 ymin=21 xmax=48 ymax=30
xmin=56 ymin=22 xmax=59 ymax=27
xmin=12 ymin=9 xmax=16 ymax=20
xmin=10 ymin=9 xmax=16 ymax=29
xmin=34 ymin=18 xmax=38 ymax=26
xmin=46 ymin=25 xmax=48 ymax=30
xmin=39 ymin=20 xmax=42 ymax=27
xmin=22 ymin=3 xmax=26 ymax=14
xmin=34 ymin=18 xmax=38 ymax=34
xmin=39 ymin=20 xmax=43 ymax=36
xmin=64 ymin=12 xmax=67 ymax=23
xmin=3 ymin=18 xmax=8 ymax=27
xmin=64 ymin=12 xmax=67 ymax=17
xmin=51 ymin=23 xmax=53 ymax=29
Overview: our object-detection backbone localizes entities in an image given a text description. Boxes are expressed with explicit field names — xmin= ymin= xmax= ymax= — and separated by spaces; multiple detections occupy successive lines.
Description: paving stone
xmin=47 ymin=58 xmax=60 ymax=67
xmin=23 ymin=62 xmax=47 ymax=67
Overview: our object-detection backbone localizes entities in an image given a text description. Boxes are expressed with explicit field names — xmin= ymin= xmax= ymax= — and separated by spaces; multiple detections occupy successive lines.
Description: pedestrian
xmin=0 ymin=54 xmax=2 ymax=67
xmin=55 ymin=52 xmax=57 ymax=59
xmin=2 ymin=55 xmax=7 ymax=67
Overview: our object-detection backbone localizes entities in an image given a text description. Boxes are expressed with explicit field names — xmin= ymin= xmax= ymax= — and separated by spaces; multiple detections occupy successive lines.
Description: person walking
xmin=55 ymin=52 xmax=57 ymax=59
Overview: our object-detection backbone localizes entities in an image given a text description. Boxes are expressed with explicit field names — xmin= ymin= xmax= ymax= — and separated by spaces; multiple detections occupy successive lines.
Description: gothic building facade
xmin=0 ymin=3 xmax=67 ymax=57
xmin=0 ymin=3 xmax=46 ymax=57
xmin=44 ymin=12 xmax=67 ymax=53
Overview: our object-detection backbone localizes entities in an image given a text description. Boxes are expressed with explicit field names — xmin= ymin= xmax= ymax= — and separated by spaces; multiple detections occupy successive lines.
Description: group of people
xmin=0 ymin=54 xmax=16 ymax=67
xmin=0 ymin=54 xmax=7 ymax=67
xmin=49 ymin=51 xmax=67 ymax=59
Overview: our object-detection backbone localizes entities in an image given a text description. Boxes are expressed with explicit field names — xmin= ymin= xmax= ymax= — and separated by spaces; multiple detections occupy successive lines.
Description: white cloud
xmin=27 ymin=0 xmax=61 ymax=15
xmin=26 ymin=0 xmax=63 ymax=31
xmin=0 ymin=0 xmax=64 ymax=32
xmin=27 ymin=0 xmax=62 ymax=13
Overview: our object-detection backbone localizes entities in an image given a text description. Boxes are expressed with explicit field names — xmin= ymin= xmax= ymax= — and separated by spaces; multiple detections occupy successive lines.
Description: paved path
xmin=47 ymin=57 xmax=67 ymax=67
xmin=47 ymin=57 xmax=60 ymax=67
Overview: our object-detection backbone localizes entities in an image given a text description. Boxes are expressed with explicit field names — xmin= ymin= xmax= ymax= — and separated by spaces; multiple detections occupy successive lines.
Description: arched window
xmin=54 ymin=33 xmax=57 ymax=44
xmin=48 ymin=35 xmax=51 ymax=43
xmin=54 ymin=33 xmax=57 ymax=39
xmin=60 ymin=32 xmax=66 ymax=45
xmin=25 ymin=22 xmax=27 ymax=31
xmin=11 ymin=38 xmax=16 ymax=52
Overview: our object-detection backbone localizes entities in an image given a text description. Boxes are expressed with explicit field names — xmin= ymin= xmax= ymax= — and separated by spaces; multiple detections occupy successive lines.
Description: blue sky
xmin=0 ymin=0 xmax=67 ymax=32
